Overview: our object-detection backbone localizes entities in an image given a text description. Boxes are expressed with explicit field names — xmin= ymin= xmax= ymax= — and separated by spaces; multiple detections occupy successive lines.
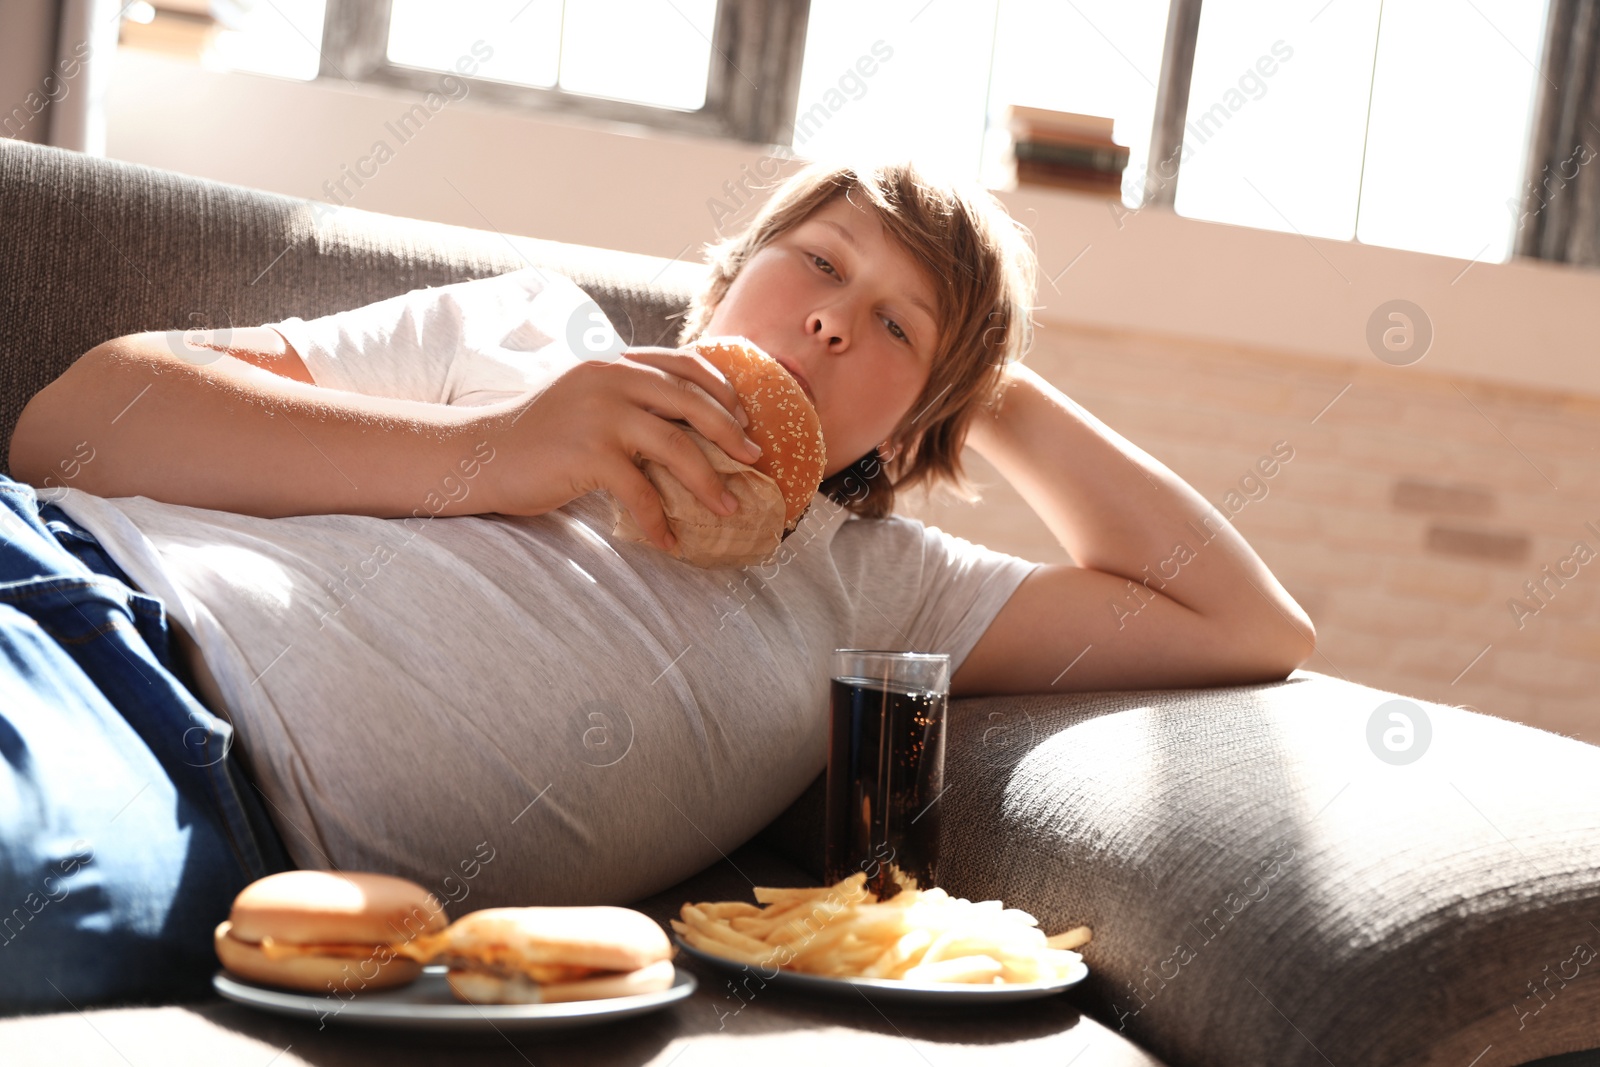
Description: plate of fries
xmin=670 ymin=871 xmax=1090 ymax=1005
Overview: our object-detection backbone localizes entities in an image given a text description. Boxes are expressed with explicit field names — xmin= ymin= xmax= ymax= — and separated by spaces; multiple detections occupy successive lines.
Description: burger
xmin=611 ymin=335 xmax=827 ymax=568
xmin=213 ymin=870 xmax=449 ymax=993
xmin=401 ymin=906 xmax=677 ymax=1004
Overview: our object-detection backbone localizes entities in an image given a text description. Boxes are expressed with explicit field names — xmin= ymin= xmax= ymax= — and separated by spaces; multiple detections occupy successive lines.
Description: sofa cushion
xmin=757 ymin=669 xmax=1600 ymax=1067
xmin=0 ymin=137 xmax=706 ymax=472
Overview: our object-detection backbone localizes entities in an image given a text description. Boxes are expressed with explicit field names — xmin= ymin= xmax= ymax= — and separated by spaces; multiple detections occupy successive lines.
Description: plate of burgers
xmin=212 ymin=871 xmax=694 ymax=1031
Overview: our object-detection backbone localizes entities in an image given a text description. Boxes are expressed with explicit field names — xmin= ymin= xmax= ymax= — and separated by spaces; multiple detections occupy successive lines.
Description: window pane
xmin=558 ymin=0 xmax=716 ymax=110
xmin=387 ymin=0 xmax=560 ymax=88
xmin=792 ymin=0 xmax=996 ymax=181
xmin=1355 ymin=0 xmax=1549 ymax=263
xmin=1174 ymin=0 xmax=1383 ymax=241
xmin=983 ymin=0 xmax=1170 ymax=206
xmin=206 ymin=0 xmax=326 ymax=81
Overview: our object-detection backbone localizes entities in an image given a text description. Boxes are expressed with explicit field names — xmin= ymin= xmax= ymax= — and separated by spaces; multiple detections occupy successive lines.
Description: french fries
xmin=671 ymin=871 xmax=1092 ymax=985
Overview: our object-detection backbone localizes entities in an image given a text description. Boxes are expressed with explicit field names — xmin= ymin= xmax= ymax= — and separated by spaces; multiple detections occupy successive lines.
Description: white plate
xmin=213 ymin=963 xmax=697 ymax=1031
xmin=673 ymin=934 xmax=1087 ymax=1006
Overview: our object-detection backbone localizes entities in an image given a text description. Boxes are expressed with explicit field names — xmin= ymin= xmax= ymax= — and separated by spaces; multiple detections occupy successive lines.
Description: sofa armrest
xmin=759 ymin=669 xmax=1600 ymax=1066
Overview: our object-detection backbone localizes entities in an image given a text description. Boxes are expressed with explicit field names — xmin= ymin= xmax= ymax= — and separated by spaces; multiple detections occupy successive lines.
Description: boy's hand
xmin=485 ymin=346 xmax=766 ymax=550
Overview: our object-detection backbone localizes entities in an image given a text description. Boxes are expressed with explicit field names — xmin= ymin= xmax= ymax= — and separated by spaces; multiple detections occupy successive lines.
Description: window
xmin=790 ymin=0 xmax=996 ymax=181
xmin=784 ymin=0 xmax=1550 ymax=265
xmin=185 ymin=0 xmax=803 ymax=141
xmin=1353 ymin=0 xmax=1549 ymax=263
xmin=787 ymin=1 xmax=1170 ymax=199
xmin=186 ymin=0 xmax=1555 ymax=265
xmin=384 ymin=0 xmax=717 ymax=111
xmin=1175 ymin=0 xmax=1549 ymax=264
xmin=384 ymin=0 xmax=563 ymax=93
xmin=1174 ymin=2 xmax=1378 ymax=240
xmin=122 ymin=0 xmax=327 ymax=81
xmin=319 ymin=0 xmax=808 ymax=143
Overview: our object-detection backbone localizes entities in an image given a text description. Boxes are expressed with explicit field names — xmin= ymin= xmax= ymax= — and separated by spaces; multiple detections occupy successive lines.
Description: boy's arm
xmin=951 ymin=362 xmax=1315 ymax=697
xmin=8 ymin=329 xmax=512 ymax=520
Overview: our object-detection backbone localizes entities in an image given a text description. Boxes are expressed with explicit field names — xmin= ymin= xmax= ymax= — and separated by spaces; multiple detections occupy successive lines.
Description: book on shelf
xmin=1009 ymin=158 xmax=1125 ymax=197
xmin=1012 ymin=139 xmax=1130 ymax=174
xmin=1005 ymin=104 xmax=1116 ymax=145
xmin=1000 ymin=104 xmax=1127 ymax=196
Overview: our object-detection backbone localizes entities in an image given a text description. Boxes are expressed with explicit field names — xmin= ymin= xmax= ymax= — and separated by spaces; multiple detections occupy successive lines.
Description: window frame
xmin=1143 ymin=0 xmax=1201 ymax=209
xmin=1143 ymin=0 xmax=1564 ymax=258
xmin=1512 ymin=0 xmax=1595 ymax=266
xmin=318 ymin=0 xmax=810 ymax=145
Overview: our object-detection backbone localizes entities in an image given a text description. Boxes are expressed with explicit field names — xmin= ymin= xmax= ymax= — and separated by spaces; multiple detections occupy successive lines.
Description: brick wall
xmin=897 ymin=319 xmax=1600 ymax=745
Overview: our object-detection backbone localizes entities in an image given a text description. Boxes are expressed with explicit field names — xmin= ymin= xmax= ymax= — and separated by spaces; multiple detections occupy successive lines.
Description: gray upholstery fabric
xmin=4 ymin=136 xmax=1598 ymax=1067
xmin=0 ymin=137 xmax=702 ymax=471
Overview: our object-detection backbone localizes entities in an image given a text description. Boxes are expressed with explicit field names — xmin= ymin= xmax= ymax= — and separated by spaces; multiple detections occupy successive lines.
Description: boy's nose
xmin=808 ymin=314 xmax=845 ymax=348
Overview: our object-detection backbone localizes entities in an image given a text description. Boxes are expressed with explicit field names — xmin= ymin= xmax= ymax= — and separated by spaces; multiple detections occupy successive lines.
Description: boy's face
xmin=702 ymin=194 xmax=942 ymax=481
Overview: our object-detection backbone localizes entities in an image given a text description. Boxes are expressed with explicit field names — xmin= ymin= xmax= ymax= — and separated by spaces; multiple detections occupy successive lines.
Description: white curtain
xmin=0 ymin=0 xmax=124 ymax=155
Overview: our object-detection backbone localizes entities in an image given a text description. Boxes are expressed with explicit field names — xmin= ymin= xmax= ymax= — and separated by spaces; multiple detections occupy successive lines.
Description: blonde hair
xmin=677 ymin=159 xmax=1038 ymax=519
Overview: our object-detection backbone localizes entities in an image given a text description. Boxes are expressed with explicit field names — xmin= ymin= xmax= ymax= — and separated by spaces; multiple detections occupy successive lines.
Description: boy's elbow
xmin=9 ymin=382 xmax=62 ymax=485
xmin=1243 ymin=612 xmax=1317 ymax=684
xmin=1274 ymin=617 xmax=1317 ymax=678
xmin=8 ymin=337 xmax=128 ymax=489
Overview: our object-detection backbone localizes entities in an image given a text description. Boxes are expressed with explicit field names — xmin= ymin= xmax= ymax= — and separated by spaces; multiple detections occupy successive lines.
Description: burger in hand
xmin=611 ymin=336 xmax=827 ymax=568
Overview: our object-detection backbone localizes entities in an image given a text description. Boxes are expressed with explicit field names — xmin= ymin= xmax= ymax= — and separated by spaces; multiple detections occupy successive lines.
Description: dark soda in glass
xmin=824 ymin=657 xmax=949 ymax=899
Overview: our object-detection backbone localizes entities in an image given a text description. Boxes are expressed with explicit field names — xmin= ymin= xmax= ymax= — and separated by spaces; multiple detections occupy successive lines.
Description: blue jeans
xmin=0 ymin=474 xmax=291 ymax=1014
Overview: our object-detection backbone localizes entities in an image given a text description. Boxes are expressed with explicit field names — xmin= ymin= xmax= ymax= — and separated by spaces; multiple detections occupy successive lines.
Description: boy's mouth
xmin=773 ymin=357 xmax=816 ymax=406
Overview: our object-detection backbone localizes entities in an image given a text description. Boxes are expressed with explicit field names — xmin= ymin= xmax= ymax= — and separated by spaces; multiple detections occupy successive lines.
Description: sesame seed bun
xmin=691 ymin=336 xmax=826 ymax=529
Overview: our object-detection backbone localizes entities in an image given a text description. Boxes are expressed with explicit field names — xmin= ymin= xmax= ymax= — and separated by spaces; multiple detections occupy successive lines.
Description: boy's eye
xmin=810 ymin=251 xmax=911 ymax=345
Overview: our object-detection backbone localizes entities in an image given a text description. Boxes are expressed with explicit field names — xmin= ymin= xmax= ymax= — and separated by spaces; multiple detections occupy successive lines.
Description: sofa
xmin=4 ymin=135 xmax=1599 ymax=1067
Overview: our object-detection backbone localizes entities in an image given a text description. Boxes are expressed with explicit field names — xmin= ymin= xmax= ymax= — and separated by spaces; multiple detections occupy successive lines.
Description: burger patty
xmin=433 ymin=952 xmax=601 ymax=984
xmin=257 ymin=937 xmax=394 ymax=962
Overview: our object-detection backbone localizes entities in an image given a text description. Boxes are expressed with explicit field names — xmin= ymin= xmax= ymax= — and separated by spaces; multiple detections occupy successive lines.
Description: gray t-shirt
xmin=53 ymin=268 xmax=1041 ymax=907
